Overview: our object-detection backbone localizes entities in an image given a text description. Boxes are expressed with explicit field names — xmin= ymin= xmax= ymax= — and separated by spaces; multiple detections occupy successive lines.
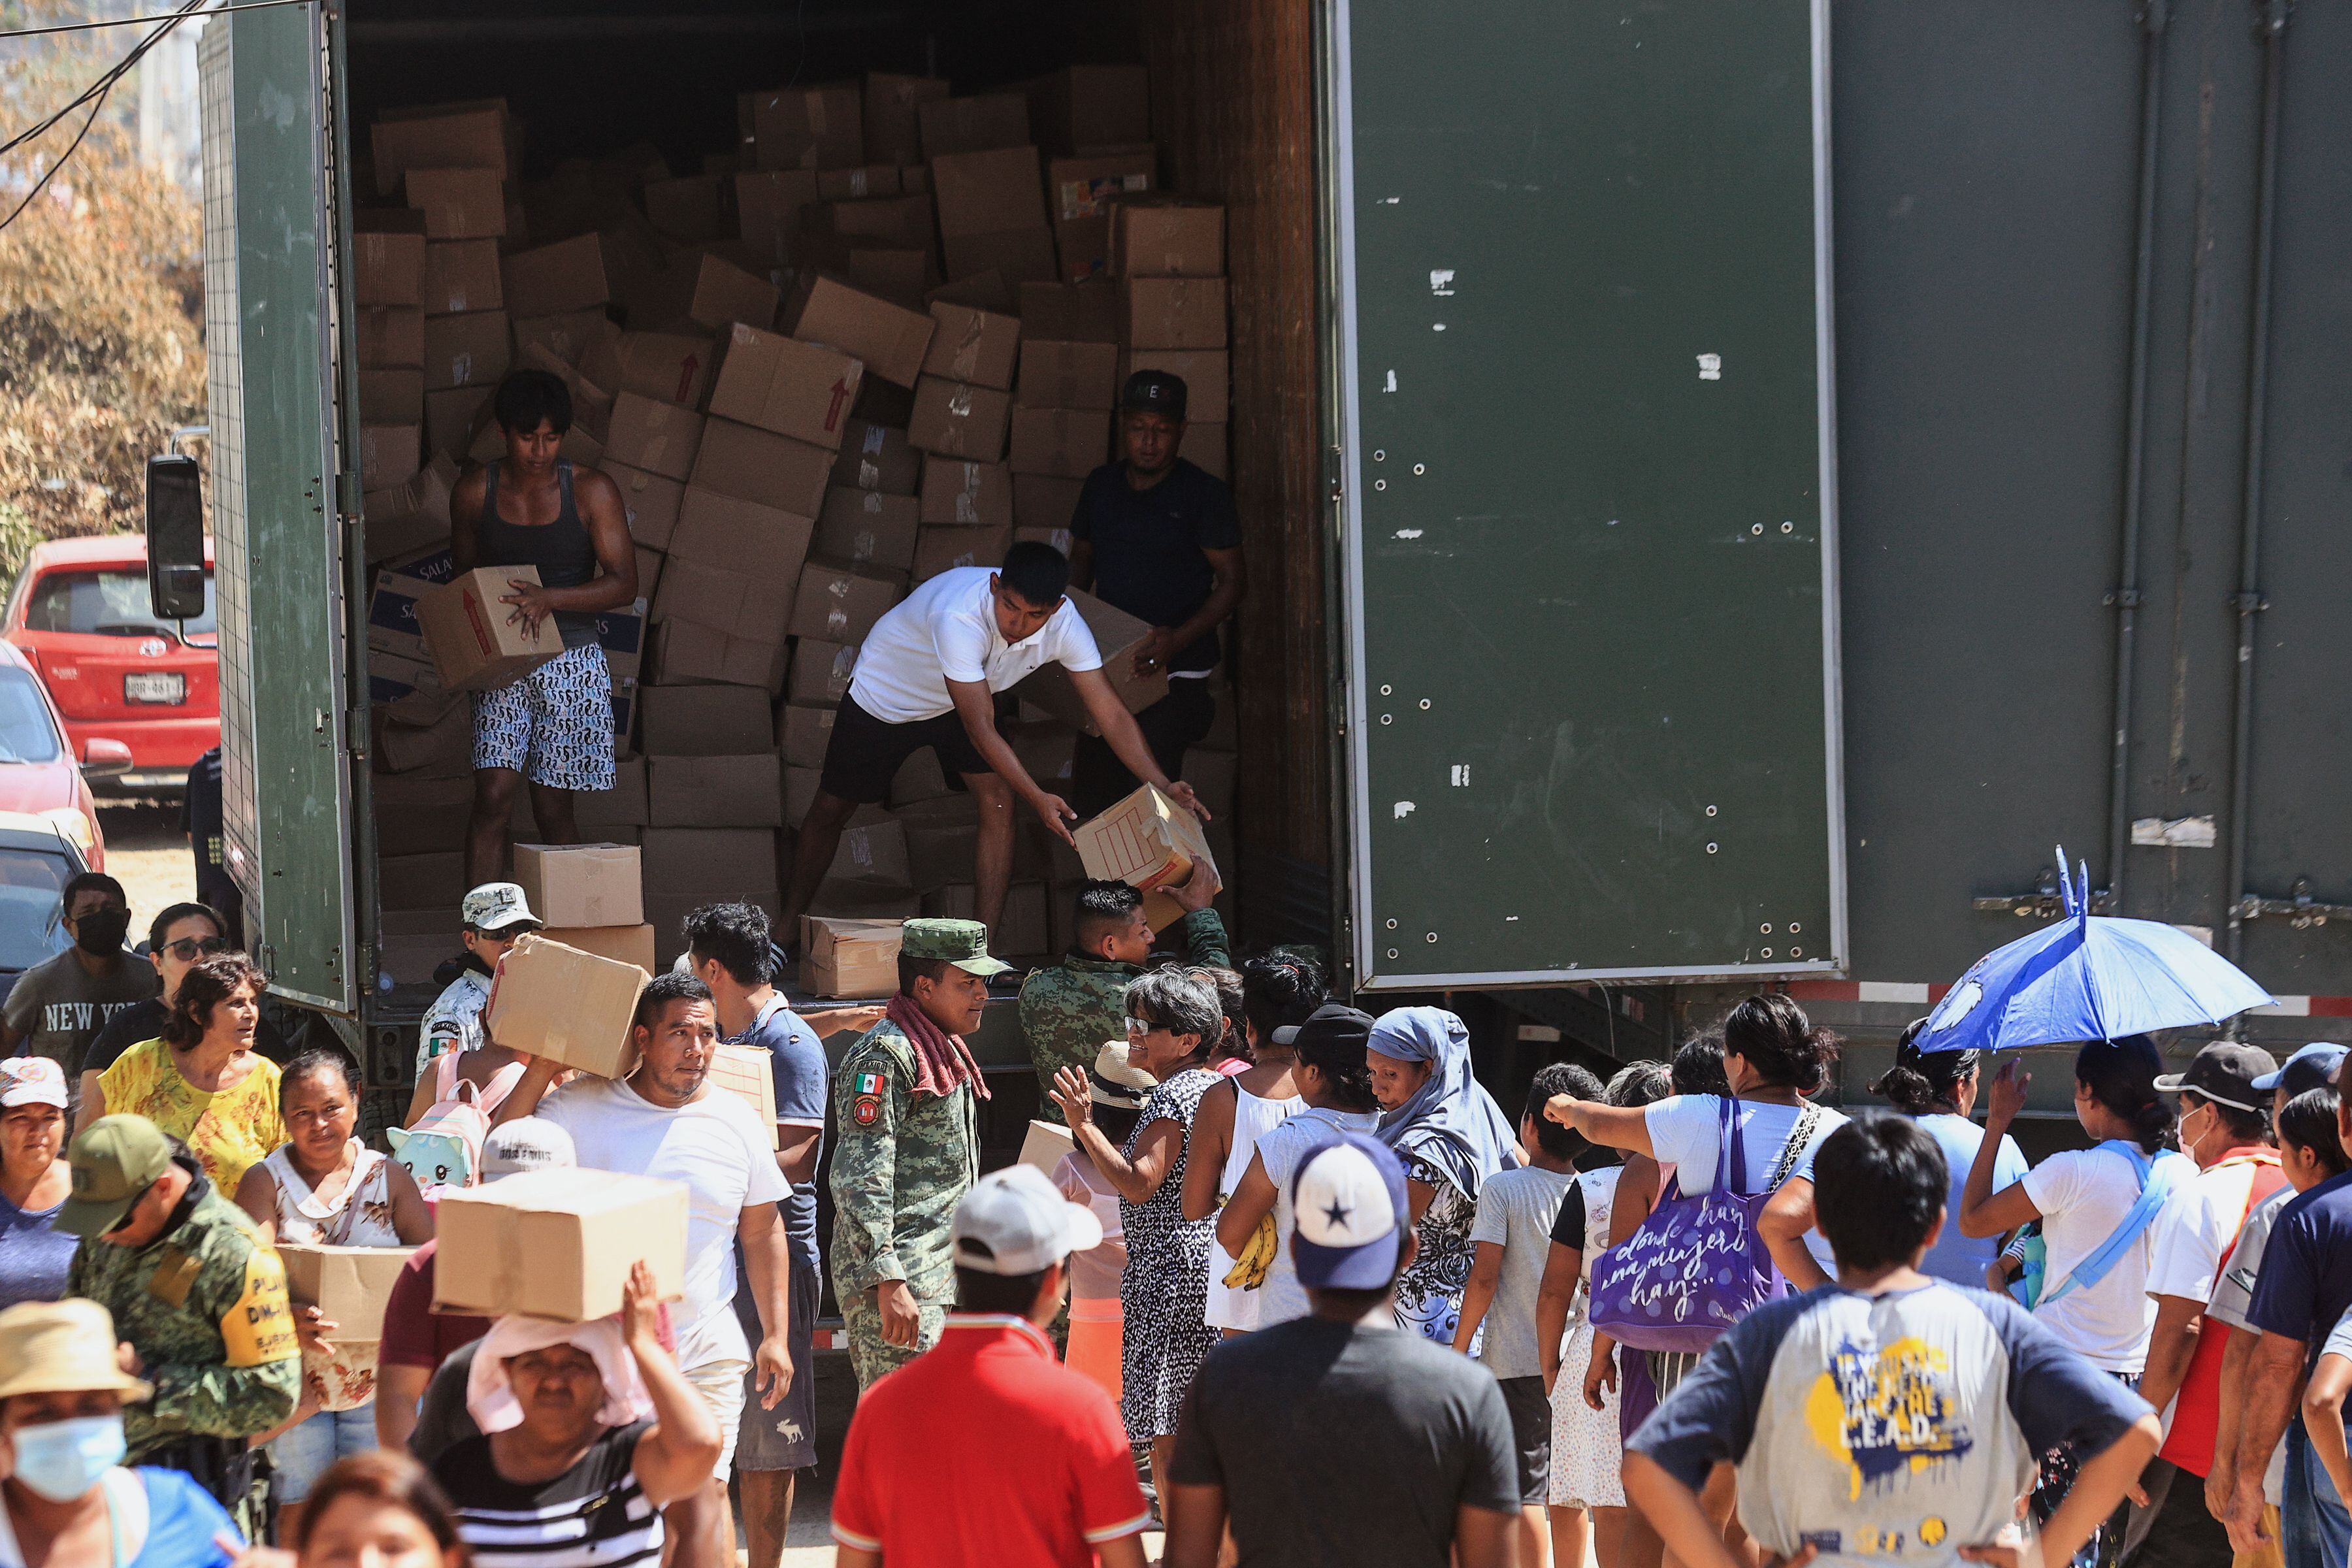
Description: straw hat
xmin=0 ymin=1299 xmax=153 ymax=1404
xmin=1090 ymin=1041 xmax=1156 ymax=1109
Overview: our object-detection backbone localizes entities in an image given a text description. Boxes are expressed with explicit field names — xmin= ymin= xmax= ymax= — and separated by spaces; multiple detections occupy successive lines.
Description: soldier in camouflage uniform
xmin=58 ymin=1114 xmax=299 ymax=1530
xmin=828 ymin=919 xmax=1004 ymax=1390
xmin=1019 ymin=872 xmax=1226 ymax=1119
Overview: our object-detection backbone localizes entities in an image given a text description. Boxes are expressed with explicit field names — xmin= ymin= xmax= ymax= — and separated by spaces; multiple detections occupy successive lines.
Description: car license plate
xmin=123 ymin=672 xmax=185 ymax=705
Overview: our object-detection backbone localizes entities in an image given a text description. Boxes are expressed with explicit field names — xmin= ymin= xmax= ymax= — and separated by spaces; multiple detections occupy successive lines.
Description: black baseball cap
xmin=2153 ymin=1041 xmax=2278 ymax=1115
xmin=1274 ymin=1002 xmax=1373 ymax=1051
xmin=1120 ymin=369 xmax=1187 ymax=421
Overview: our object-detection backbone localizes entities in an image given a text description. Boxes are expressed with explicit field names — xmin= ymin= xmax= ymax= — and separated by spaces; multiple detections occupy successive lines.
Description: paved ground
xmin=97 ymin=802 xmax=195 ymax=924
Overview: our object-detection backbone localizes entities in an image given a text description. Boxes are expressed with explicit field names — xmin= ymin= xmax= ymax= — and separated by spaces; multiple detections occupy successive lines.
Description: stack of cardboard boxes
xmin=353 ymin=71 xmax=1237 ymax=986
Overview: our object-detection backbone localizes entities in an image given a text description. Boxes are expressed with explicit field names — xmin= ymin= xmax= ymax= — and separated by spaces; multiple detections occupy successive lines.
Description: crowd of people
xmin=7 ymin=872 xmax=2352 ymax=1568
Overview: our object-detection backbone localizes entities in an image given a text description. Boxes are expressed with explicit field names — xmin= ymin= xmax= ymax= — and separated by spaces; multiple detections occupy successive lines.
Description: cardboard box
xmin=378 ymin=850 xmax=466 ymax=911
xmin=637 ymin=684 xmax=773 ymax=755
xmin=1012 ymin=588 xmax=1167 ymax=732
xmin=1073 ymin=782 xmax=1218 ymax=932
xmin=815 ymin=487 xmax=921 ymax=572
xmin=709 ymin=1043 xmax=781 ymax=1149
xmin=782 ymin=763 xmax=821 ymax=826
xmin=363 ymin=453 xmax=457 ymax=563
xmin=1121 ymin=276 xmax=1228 ymax=350
xmin=1018 ymin=1119 xmax=1075 ymax=1177
xmin=911 ymin=523 xmax=1011 ymax=583
xmin=1007 ymin=407 xmax=1109 ymax=478
xmin=800 ymin=915 xmax=903 ymax=998
xmin=1035 ymin=65 xmax=1152 ymax=154
xmin=1020 ymin=281 xmax=1118 ymax=344
xmin=918 ymin=457 xmax=1015 ymax=529
xmin=777 ymin=703 xmax=836 ymax=768
xmin=688 ymin=419 xmax=834 ymax=519
xmin=577 ymin=757 xmax=650 ymax=829
xmin=669 ymin=485 xmax=817 ymax=581
xmin=585 ymin=331 xmax=719 ymax=412
xmin=421 ymin=312 xmax=510 ymax=391
xmin=647 ymin=252 xmax=779 ymax=335
xmin=752 ymin=84 xmax=863 ymax=171
xmin=1013 ymin=472 xmax=1085 ymax=534
xmin=943 ymin=228 xmax=1058 ymax=288
xmin=407 ymin=169 xmax=506 ymax=240
xmin=359 ymin=368 xmax=426 ymax=426
xmin=355 ymin=231 xmax=426 ymax=307
xmin=608 ymin=463 xmax=686 ymax=551
xmin=278 ymin=1243 xmax=417 ymax=1342
xmin=908 ymin=378 xmax=1013 ymax=461
xmin=484 ymin=932 xmax=652 ymax=1077
xmin=736 ymin=168 xmax=823 ymax=265
xmin=917 ymin=93 xmax=1031 ymax=160
xmin=433 ymin=1167 xmax=687 ymax=1321
xmin=634 ymin=547 xmax=664 ymax=608
xmin=845 ymin=241 xmax=927 ymax=309
xmin=421 ymin=387 xmax=488 ymax=461
xmin=603 ymin=393 xmax=704 ymax=482
xmin=904 ymin=818 xmax=977 ymax=890
xmin=421 ymin=240 xmax=503 ymax=317
xmin=512 ymin=841 xmax=644 ymax=928
xmin=829 ymin=419 xmax=920 ymax=495
xmin=374 ymin=774 xmax=471 ymax=854
xmin=830 ymin=815 xmax=913 ymax=889
xmin=825 ymin=194 xmax=940 ymax=259
xmin=1015 ymin=340 xmax=1120 ymax=411
xmin=371 ymin=103 xmax=508 ymax=196
xmin=1048 ymin=151 xmax=1155 ymax=283
xmin=1186 ymin=421 xmax=1228 ymax=480
xmin=1121 ymin=349 xmax=1227 ymax=424
xmin=786 ymin=639 xmax=857 ymax=706
xmin=649 ymin=754 xmax=784 ymax=828
xmin=376 ymin=696 xmax=471 ymax=775
xmin=502 ymin=233 xmax=616 ymax=318
xmin=540 ymin=922 xmax=657 ymax=971
xmin=1111 ymin=197 xmax=1226 ymax=279
xmin=644 ymin=174 xmax=727 ymax=244
xmin=818 ymin=165 xmax=899 ymax=202
xmin=357 ymin=307 xmax=425 ymax=369
xmin=791 ymin=276 xmax=936 ymax=389
xmin=707 ymin=325 xmax=864 ymax=449
xmin=890 ymin=745 xmax=955 ymax=806
xmin=379 ymin=909 xmax=457 ymax=987
xmin=931 ymin=147 xmax=1045 ymax=240
xmin=923 ymin=880 xmax=1047 ymax=955
xmin=642 ymin=828 xmax=781 ymax=902
xmin=789 ymin=561 xmax=902 ymax=645
xmin=649 ymin=619 xmax=787 ymax=691
xmin=921 ymin=302 xmax=1021 ymax=392
xmin=929 ymin=269 xmax=1014 ymax=315
xmin=651 ymin=556 xmax=797 ymax=647
xmin=359 ymin=425 xmax=420 ymax=487
xmin=416 ymin=565 xmax=558 ymax=692
xmin=864 ymin=73 xmax=949 ymax=166
xmin=513 ymin=308 xmax=618 ymax=372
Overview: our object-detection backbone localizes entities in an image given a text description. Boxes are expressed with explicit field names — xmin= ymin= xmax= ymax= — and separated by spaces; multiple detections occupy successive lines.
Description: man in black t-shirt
xmin=1066 ymin=370 xmax=1245 ymax=817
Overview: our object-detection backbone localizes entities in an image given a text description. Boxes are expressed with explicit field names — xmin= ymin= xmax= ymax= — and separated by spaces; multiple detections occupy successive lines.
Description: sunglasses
xmin=161 ymin=936 xmax=231 ymax=962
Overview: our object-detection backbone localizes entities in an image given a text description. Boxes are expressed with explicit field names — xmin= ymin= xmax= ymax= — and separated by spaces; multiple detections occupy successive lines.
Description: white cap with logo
xmin=951 ymin=1164 xmax=1104 ymax=1275
xmin=461 ymin=882 xmax=541 ymax=933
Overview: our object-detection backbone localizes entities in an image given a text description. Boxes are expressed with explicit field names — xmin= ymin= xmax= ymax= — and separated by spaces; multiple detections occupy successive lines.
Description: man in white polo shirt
xmin=779 ymin=542 xmax=1207 ymax=941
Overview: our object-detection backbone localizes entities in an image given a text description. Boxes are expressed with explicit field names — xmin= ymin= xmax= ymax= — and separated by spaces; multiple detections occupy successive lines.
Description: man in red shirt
xmin=830 ymin=1164 xmax=1151 ymax=1567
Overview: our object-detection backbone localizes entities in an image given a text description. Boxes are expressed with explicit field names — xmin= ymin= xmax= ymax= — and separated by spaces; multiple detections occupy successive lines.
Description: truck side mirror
xmin=146 ymin=453 xmax=206 ymax=619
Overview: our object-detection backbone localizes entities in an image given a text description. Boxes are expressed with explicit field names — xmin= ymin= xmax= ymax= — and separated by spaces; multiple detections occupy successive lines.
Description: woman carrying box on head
xmin=451 ymin=370 xmax=638 ymax=888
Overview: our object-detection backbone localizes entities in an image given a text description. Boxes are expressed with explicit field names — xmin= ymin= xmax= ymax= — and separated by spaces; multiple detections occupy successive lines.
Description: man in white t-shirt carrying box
xmin=777 ymin=544 xmax=1209 ymax=944
xmin=497 ymin=970 xmax=794 ymax=1568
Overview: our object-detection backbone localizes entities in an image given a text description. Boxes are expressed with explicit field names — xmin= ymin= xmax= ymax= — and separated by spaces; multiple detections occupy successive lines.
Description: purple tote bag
xmin=1587 ymin=1097 xmax=1803 ymax=1354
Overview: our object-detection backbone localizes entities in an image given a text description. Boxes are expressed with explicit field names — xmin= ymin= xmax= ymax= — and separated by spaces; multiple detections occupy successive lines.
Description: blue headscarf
xmin=1369 ymin=1007 xmax=1520 ymax=1198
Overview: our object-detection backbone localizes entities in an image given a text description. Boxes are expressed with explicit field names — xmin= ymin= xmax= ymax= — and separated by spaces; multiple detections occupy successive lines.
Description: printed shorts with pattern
xmin=470 ymin=642 xmax=616 ymax=791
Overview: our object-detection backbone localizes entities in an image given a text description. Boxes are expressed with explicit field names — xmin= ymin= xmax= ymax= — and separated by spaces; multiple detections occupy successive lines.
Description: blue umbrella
xmin=1916 ymin=848 xmax=2276 ymax=1054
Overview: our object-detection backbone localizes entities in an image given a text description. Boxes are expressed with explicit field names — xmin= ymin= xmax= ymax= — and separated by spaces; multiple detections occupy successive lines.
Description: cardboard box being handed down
xmin=484 ymin=932 xmax=652 ymax=1079
xmin=416 ymin=565 xmax=559 ymax=693
xmin=278 ymin=1243 xmax=418 ymax=1343
xmin=1072 ymin=782 xmax=1218 ymax=932
xmin=433 ymin=1167 xmax=688 ymax=1322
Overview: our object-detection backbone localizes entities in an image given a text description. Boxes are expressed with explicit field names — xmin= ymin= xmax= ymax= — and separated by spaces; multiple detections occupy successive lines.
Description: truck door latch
xmin=2237 ymin=877 xmax=2352 ymax=928
xmin=1972 ymin=865 xmax=2115 ymax=918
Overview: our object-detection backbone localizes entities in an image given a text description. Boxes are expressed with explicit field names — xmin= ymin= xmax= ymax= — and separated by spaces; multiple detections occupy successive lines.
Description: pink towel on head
xmin=465 ymin=1314 xmax=655 ymax=1435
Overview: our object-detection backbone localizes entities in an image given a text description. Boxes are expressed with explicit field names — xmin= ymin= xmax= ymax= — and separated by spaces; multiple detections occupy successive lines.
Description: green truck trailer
xmin=171 ymin=0 xmax=2352 ymax=1126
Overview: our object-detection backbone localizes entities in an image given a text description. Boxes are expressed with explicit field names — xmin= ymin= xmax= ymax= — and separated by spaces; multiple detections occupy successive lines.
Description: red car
xmin=2 ymin=534 xmax=218 ymax=798
xmin=0 ymin=642 xmax=110 ymax=868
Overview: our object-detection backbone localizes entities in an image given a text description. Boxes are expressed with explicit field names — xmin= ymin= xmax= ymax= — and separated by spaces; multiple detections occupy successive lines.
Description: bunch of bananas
xmin=1222 ymin=1211 xmax=1278 ymax=1290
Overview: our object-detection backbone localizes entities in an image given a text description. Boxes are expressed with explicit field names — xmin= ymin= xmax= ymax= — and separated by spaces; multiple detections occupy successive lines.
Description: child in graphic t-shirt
xmin=1625 ymin=1115 xmax=2161 ymax=1568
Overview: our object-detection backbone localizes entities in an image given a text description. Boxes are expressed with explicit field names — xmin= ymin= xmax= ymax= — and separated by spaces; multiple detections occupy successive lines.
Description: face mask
xmin=73 ymin=907 xmax=131 ymax=956
xmin=9 ymin=1413 xmax=126 ymax=1501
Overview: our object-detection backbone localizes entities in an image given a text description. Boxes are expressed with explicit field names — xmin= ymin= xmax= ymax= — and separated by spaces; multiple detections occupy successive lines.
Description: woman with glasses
xmin=74 ymin=903 xmax=232 ymax=1137
xmin=93 ymin=954 xmax=283 ymax=1192
xmin=1052 ymin=966 xmax=1224 ymax=1511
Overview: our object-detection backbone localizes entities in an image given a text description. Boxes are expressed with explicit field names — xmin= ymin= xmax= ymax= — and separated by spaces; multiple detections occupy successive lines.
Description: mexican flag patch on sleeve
xmin=855 ymin=1070 xmax=884 ymax=1096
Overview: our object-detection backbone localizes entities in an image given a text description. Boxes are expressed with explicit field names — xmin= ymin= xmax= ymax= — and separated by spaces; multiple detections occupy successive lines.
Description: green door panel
xmin=1328 ymin=0 xmax=1845 ymax=987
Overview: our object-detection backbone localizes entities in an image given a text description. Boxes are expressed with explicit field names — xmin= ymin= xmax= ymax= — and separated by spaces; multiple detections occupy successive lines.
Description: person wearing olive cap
xmin=1066 ymin=368 xmax=1246 ymax=817
xmin=58 ymin=1113 xmax=299 ymax=1529
xmin=828 ymin=919 xmax=1004 ymax=1390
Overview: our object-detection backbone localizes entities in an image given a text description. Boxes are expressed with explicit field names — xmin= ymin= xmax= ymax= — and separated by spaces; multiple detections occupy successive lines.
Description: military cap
xmin=58 ymin=1114 xmax=176 ymax=1237
xmin=900 ymin=918 xmax=1011 ymax=976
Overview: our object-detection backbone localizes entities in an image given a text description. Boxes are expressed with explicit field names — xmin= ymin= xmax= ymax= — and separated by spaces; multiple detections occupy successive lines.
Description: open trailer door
xmin=1323 ymin=0 xmax=1846 ymax=990
xmin=198 ymin=4 xmax=359 ymax=1013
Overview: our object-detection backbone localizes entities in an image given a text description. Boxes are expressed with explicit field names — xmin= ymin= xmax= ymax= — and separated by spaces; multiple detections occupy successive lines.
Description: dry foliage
xmin=0 ymin=5 xmax=206 ymax=574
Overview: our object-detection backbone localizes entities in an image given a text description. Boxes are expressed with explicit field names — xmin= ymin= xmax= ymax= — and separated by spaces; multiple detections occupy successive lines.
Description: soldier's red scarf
xmin=886 ymin=992 xmax=990 ymax=1100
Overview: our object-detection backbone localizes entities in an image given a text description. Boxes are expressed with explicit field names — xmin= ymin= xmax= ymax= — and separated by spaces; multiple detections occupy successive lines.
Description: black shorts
xmin=817 ymin=692 xmax=988 ymax=805
xmin=1497 ymin=1375 xmax=1552 ymax=1505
